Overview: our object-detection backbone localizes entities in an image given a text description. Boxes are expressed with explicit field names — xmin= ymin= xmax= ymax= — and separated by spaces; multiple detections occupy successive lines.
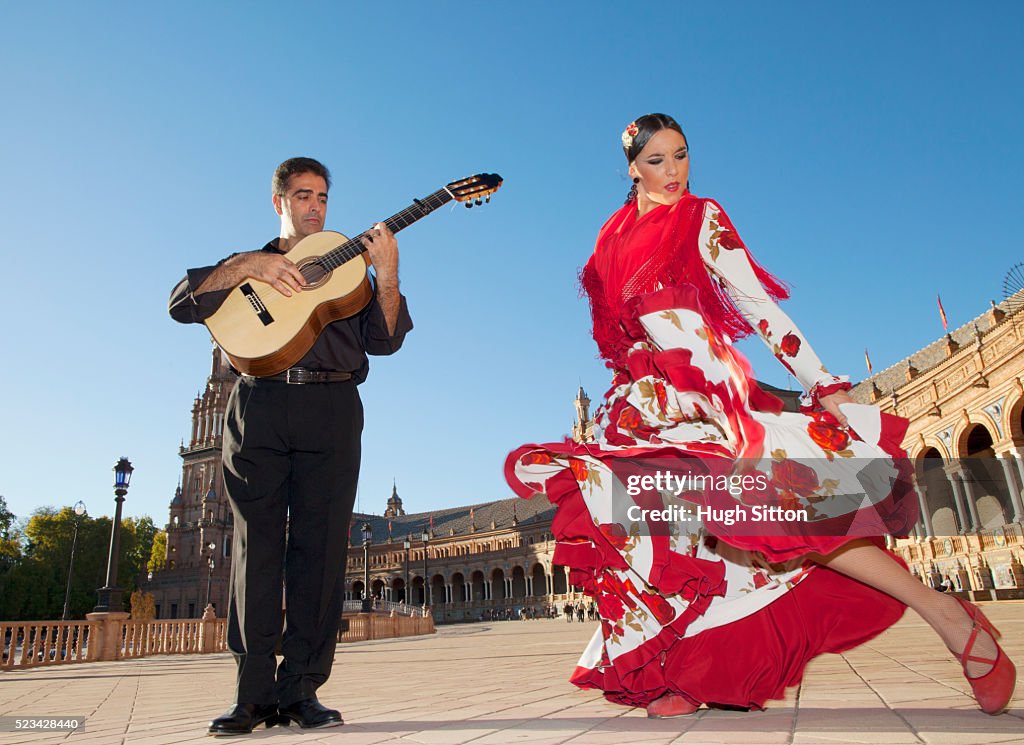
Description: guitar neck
xmin=319 ymin=187 xmax=454 ymax=271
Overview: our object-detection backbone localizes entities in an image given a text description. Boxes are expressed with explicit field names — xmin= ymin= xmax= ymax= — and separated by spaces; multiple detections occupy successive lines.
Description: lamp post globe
xmin=94 ymin=458 xmax=133 ymax=613
xmin=361 ymin=522 xmax=373 ymax=613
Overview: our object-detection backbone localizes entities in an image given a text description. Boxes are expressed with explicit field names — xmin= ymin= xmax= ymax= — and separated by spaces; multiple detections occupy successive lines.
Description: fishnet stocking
xmin=814 ymin=540 xmax=998 ymax=678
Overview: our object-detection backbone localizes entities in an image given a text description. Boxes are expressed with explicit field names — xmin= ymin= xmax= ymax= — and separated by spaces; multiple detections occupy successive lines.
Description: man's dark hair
xmin=272 ymin=157 xmax=332 ymax=196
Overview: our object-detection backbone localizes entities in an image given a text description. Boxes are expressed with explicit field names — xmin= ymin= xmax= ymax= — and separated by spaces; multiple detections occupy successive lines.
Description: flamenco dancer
xmin=505 ymin=114 xmax=1015 ymax=718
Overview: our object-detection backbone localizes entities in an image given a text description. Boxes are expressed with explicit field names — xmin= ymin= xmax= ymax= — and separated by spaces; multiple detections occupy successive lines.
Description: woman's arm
xmin=696 ymin=200 xmax=852 ymax=420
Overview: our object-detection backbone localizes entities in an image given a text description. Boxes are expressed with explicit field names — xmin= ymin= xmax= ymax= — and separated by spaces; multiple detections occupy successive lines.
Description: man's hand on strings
xmin=361 ymin=223 xmax=399 ymax=281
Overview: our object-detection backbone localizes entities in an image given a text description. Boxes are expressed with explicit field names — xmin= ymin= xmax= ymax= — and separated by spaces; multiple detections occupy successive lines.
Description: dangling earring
xmin=625 ymin=177 xmax=639 ymax=204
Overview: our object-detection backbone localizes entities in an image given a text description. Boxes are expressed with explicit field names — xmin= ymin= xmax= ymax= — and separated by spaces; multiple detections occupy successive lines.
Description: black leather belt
xmin=251 ymin=367 xmax=353 ymax=384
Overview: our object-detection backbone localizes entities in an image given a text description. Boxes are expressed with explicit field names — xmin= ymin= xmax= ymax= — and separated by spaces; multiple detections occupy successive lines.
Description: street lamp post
xmin=403 ymin=539 xmax=411 ymax=604
xmin=204 ymin=541 xmax=217 ymax=611
xmin=62 ymin=501 xmax=87 ymax=621
xmin=94 ymin=458 xmax=133 ymax=613
xmin=361 ymin=522 xmax=373 ymax=613
xmin=421 ymin=529 xmax=430 ymax=609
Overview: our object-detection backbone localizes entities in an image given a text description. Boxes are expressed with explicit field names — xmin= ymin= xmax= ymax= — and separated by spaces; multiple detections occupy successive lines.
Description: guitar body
xmin=204 ymin=231 xmax=373 ymax=376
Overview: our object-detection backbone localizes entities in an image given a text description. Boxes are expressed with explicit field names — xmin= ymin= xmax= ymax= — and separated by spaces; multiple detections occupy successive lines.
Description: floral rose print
xmin=807 ymin=419 xmax=850 ymax=452
xmin=719 ymin=229 xmax=743 ymax=249
xmin=599 ymin=522 xmax=629 ymax=550
xmin=569 ymin=458 xmax=589 ymax=481
xmin=522 ymin=451 xmax=553 ymax=466
xmin=771 ymin=458 xmax=820 ymax=498
xmin=780 ymin=333 xmax=801 ymax=357
xmin=641 ymin=591 xmax=675 ymax=624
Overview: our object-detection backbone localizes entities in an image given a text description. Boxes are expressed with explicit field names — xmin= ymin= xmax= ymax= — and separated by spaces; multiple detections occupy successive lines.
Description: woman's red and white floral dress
xmin=505 ymin=195 xmax=918 ymax=709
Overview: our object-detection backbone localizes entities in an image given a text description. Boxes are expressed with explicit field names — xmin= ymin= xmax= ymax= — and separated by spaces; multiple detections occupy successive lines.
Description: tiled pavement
xmin=1 ymin=603 xmax=1021 ymax=745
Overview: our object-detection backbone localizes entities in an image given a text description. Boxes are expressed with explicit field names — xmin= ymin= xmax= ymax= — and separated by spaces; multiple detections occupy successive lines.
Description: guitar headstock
xmin=446 ymin=173 xmax=503 ymax=208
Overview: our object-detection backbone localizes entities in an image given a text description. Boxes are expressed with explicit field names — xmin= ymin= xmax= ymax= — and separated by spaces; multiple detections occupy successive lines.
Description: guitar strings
xmin=300 ymin=178 xmax=495 ymax=280
xmin=316 ymin=189 xmax=452 ymax=272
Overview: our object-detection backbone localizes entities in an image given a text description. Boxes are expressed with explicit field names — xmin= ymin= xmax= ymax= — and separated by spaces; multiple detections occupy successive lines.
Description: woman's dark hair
xmin=623 ymin=113 xmax=687 ymax=162
xmin=272 ymin=157 xmax=332 ymax=196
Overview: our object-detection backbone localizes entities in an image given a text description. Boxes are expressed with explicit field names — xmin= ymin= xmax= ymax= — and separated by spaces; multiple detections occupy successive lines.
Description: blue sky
xmin=1 ymin=2 xmax=1021 ymax=525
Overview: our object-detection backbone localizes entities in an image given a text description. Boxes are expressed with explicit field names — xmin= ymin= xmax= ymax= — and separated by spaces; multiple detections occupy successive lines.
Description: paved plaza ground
xmin=1 ymin=602 xmax=1021 ymax=745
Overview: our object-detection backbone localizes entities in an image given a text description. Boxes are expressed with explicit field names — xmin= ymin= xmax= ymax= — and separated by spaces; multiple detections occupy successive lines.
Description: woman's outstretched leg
xmin=810 ymin=539 xmax=1014 ymax=712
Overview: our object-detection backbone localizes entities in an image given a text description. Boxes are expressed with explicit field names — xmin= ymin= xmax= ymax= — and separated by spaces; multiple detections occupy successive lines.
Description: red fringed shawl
xmin=580 ymin=194 xmax=789 ymax=370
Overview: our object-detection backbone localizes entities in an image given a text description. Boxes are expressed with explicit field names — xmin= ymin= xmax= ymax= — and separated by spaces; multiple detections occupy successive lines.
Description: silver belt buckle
xmin=285 ymin=368 xmax=306 ymax=384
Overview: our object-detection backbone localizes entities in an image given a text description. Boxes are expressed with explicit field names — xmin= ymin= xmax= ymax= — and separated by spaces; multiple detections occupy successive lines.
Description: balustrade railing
xmin=2 ymin=605 xmax=432 ymax=671
xmin=342 ymin=599 xmax=431 ymax=616
xmin=1 ymin=620 xmax=96 ymax=669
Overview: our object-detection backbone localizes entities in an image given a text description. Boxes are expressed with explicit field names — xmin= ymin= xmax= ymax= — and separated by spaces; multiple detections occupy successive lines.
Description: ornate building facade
xmin=345 ymin=491 xmax=571 ymax=622
xmin=852 ymin=291 xmax=1024 ymax=598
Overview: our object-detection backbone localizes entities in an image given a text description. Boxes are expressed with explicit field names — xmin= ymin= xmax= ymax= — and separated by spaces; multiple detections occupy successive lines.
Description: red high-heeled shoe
xmin=952 ymin=597 xmax=1016 ymax=715
xmin=646 ymin=692 xmax=699 ymax=718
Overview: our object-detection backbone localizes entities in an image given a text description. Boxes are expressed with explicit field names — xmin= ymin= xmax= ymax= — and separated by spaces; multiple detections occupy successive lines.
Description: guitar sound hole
xmin=300 ymin=260 xmax=330 ymax=288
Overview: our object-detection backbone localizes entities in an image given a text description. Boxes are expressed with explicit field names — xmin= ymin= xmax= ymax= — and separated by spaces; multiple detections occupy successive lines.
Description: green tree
xmin=119 ymin=515 xmax=158 ymax=602
xmin=0 ymin=506 xmax=159 ymax=621
xmin=148 ymin=531 xmax=167 ymax=573
xmin=0 ymin=495 xmax=21 ymax=571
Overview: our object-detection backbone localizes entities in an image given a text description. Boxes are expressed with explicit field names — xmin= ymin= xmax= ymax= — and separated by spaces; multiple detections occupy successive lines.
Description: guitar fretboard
xmin=317 ymin=188 xmax=453 ymax=271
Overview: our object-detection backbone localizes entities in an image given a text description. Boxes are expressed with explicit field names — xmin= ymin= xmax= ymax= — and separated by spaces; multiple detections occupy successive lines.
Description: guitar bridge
xmin=239 ymin=283 xmax=274 ymax=326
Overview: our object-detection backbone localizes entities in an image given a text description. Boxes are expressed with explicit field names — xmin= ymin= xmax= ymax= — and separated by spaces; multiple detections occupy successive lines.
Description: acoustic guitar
xmin=204 ymin=173 xmax=502 ymax=376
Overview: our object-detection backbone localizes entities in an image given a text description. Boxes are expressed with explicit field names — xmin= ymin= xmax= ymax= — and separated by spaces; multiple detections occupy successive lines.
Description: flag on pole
xmin=864 ymin=348 xmax=873 ymax=374
xmin=387 ymin=520 xmax=392 ymax=538
xmin=429 ymin=514 xmax=434 ymax=531
xmin=513 ymin=501 xmax=518 ymax=520
xmin=469 ymin=507 xmax=475 ymax=522
xmin=937 ymin=294 xmax=948 ymax=331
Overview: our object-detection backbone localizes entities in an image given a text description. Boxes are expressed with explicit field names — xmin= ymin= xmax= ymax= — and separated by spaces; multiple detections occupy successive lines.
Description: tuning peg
xmin=465 ymin=201 xmax=472 ymax=209
xmin=475 ymin=198 xmax=483 ymax=206
xmin=485 ymin=195 xmax=491 ymax=203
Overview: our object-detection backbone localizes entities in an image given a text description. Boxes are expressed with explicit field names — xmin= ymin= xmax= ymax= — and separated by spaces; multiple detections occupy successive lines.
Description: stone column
xmin=946 ymin=468 xmax=971 ymax=533
xmin=917 ymin=484 xmax=935 ymax=538
xmin=958 ymin=469 xmax=982 ymax=532
xmin=1013 ymin=449 xmax=1024 ymax=508
xmin=996 ymin=452 xmax=1024 ymax=521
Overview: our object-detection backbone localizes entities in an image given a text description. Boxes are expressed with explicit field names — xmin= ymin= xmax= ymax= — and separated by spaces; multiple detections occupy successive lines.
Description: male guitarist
xmin=169 ymin=157 xmax=412 ymax=736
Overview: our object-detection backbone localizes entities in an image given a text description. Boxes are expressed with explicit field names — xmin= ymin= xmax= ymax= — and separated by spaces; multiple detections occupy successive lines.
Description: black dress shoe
xmin=207 ymin=703 xmax=279 ymax=737
xmin=277 ymin=697 xmax=344 ymax=729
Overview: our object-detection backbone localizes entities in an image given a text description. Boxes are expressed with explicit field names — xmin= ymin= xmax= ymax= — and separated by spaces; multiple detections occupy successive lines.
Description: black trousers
xmin=222 ymin=376 xmax=362 ymax=706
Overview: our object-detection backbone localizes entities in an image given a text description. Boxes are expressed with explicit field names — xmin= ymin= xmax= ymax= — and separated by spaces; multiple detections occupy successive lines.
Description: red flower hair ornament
xmin=621 ymin=121 xmax=639 ymax=150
